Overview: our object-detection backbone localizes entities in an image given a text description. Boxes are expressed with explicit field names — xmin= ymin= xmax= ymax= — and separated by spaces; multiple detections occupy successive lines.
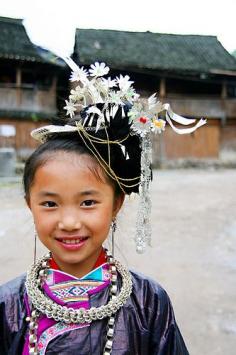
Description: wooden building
xmin=0 ymin=16 xmax=66 ymax=155
xmin=1 ymin=19 xmax=236 ymax=161
xmin=73 ymin=29 xmax=236 ymax=160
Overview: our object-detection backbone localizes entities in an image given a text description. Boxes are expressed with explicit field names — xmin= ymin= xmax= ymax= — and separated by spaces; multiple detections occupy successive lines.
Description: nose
xmin=58 ymin=209 xmax=81 ymax=231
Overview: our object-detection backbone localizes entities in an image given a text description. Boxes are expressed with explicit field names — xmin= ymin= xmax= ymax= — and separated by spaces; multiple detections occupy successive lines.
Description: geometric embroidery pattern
xmin=37 ymin=262 xmax=110 ymax=354
xmin=50 ymin=280 xmax=104 ymax=302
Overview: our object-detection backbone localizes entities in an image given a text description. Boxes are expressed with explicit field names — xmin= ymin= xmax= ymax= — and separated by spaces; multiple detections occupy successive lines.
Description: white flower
xmin=128 ymin=102 xmax=143 ymax=121
xmin=89 ymin=62 xmax=109 ymax=77
xmin=124 ymin=87 xmax=139 ymax=103
xmin=151 ymin=119 xmax=166 ymax=134
xmin=131 ymin=115 xmax=152 ymax=136
xmin=70 ymin=67 xmax=88 ymax=83
xmin=116 ymin=75 xmax=134 ymax=92
xmin=148 ymin=93 xmax=158 ymax=109
xmin=128 ymin=102 xmax=152 ymax=135
xmin=86 ymin=80 xmax=104 ymax=104
xmin=132 ymin=95 xmax=163 ymax=119
xmin=152 ymin=102 xmax=163 ymax=115
xmin=93 ymin=78 xmax=109 ymax=98
xmin=101 ymin=77 xmax=117 ymax=89
xmin=63 ymin=100 xmax=77 ymax=118
xmin=69 ymin=87 xmax=86 ymax=105
xmin=108 ymin=91 xmax=123 ymax=105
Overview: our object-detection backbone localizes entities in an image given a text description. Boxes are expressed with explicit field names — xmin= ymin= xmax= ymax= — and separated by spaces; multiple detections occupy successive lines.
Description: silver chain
xmin=25 ymin=251 xmax=132 ymax=354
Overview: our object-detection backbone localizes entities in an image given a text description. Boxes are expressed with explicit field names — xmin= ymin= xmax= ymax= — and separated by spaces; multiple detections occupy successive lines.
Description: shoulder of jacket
xmin=0 ymin=274 xmax=26 ymax=301
xmin=129 ymin=270 xmax=171 ymax=302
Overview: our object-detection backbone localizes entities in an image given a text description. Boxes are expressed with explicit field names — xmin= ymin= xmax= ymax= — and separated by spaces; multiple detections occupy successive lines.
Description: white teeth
xmin=62 ymin=239 xmax=82 ymax=244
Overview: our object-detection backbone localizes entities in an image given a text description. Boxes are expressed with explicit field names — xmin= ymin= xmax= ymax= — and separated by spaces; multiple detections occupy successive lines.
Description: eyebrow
xmin=79 ymin=190 xmax=101 ymax=197
xmin=38 ymin=190 xmax=101 ymax=198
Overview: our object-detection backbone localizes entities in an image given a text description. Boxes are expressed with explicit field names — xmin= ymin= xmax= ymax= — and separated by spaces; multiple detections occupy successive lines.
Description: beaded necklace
xmin=25 ymin=250 xmax=132 ymax=354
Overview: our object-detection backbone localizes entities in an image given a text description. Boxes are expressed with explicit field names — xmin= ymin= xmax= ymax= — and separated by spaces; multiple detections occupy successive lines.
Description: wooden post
xmin=221 ymin=81 xmax=227 ymax=126
xmin=159 ymin=77 xmax=166 ymax=99
xmin=16 ymin=68 xmax=22 ymax=106
xmin=158 ymin=77 xmax=166 ymax=164
xmin=50 ymin=76 xmax=57 ymax=92
xmin=16 ymin=68 xmax=21 ymax=87
xmin=221 ymin=81 xmax=227 ymax=99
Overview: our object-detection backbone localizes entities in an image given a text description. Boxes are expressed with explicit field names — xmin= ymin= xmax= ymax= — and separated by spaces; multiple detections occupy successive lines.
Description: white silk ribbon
xmin=62 ymin=56 xmax=80 ymax=72
xmin=163 ymin=104 xmax=207 ymax=135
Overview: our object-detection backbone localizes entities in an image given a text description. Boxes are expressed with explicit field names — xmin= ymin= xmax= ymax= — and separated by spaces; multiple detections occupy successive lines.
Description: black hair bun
xmin=80 ymin=103 xmax=142 ymax=194
xmin=49 ymin=103 xmax=142 ymax=195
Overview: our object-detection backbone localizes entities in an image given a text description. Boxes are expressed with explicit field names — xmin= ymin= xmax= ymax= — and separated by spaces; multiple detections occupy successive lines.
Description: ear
xmin=25 ymin=195 xmax=31 ymax=210
xmin=113 ymin=193 xmax=125 ymax=218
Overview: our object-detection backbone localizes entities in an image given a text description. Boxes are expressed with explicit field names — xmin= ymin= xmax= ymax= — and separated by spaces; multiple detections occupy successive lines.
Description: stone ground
xmin=0 ymin=169 xmax=235 ymax=355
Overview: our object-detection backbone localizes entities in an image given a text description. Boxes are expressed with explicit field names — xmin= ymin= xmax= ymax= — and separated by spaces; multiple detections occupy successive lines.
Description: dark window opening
xmin=166 ymin=78 xmax=222 ymax=96
xmin=21 ymin=70 xmax=53 ymax=89
xmin=131 ymin=72 xmax=160 ymax=94
xmin=227 ymin=84 xmax=236 ymax=98
xmin=0 ymin=66 xmax=16 ymax=86
xmin=21 ymin=70 xmax=36 ymax=86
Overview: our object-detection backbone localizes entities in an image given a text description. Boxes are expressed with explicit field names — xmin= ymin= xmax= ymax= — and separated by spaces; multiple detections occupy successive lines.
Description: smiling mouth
xmin=55 ymin=237 xmax=88 ymax=245
xmin=61 ymin=238 xmax=88 ymax=244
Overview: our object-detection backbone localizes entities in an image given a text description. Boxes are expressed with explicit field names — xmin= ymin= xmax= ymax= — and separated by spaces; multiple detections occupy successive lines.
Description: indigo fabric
xmin=0 ymin=272 xmax=189 ymax=355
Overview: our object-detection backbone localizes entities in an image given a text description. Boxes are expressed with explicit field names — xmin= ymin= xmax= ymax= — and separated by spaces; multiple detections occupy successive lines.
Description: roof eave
xmin=210 ymin=69 xmax=236 ymax=77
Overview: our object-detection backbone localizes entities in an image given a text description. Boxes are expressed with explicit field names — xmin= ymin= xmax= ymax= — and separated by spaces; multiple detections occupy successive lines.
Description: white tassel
xmin=88 ymin=114 xmax=94 ymax=126
xmin=61 ymin=56 xmax=80 ymax=72
xmin=120 ymin=144 xmax=130 ymax=160
xmin=121 ymin=106 xmax=125 ymax=118
xmin=166 ymin=111 xmax=207 ymax=135
xmin=82 ymin=114 xmax=89 ymax=126
xmin=105 ymin=109 xmax=110 ymax=122
xmin=120 ymin=144 xmax=126 ymax=157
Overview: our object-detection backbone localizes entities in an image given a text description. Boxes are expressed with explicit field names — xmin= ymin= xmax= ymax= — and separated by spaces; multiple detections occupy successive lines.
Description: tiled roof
xmin=74 ymin=29 xmax=236 ymax=74
xmin=0 ymin=16 xmax=61 ymax=66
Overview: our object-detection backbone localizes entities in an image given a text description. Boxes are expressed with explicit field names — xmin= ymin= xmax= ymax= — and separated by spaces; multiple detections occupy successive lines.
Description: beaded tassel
xmin=135 ymin=133 xmax=152 ymax=253
xmin=111 ymin=219 xmax=117 ymax=257
xmin=26 ymin=308 xmax=40 ymax=354
xmin=103 ymin=251 xmax=118 ymax=354
xmin=26 ymin=253 xmax=50 ymax=355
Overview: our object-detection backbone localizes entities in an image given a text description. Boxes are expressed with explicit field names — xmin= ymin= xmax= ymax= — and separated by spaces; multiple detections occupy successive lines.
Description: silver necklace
xmin=25 ymin=250 xmax=132 ymax=354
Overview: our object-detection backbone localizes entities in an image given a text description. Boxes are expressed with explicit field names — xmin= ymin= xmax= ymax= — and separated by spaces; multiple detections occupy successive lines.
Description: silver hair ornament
xmin=135 ymin=133 xmax=152 ymax=253
xmin=30 ymin=58 xmax=207 ymax=254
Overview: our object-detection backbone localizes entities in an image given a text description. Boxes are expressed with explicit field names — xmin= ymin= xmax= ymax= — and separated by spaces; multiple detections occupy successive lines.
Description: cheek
xmin=32 ymin=208 xmax=58 ymax=235
xmin=89 ymin=205 xmax=113 ymax=231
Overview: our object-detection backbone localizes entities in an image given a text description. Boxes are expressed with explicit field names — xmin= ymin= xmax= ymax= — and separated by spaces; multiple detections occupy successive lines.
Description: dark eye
xmin=81 ymin=200 xmax=96 ymax=207
xmin=42 ymin=201 xmax=57 ymax=208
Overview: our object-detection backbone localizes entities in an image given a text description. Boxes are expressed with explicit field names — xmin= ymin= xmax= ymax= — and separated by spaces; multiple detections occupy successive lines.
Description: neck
xmin=51 ymin=247 xmax=105 ymax=278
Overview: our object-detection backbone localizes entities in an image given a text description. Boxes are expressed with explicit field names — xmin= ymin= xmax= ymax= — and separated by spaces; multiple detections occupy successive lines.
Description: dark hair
xmin=23 ymin=104 xmax=142 ymax=198
xmin=23 ymin=134 xmax=141 ymax=199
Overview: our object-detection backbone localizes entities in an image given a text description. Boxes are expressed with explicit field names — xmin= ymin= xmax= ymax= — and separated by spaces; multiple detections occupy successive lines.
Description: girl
xmin=0 ymin=60 xmax=205 ymax=354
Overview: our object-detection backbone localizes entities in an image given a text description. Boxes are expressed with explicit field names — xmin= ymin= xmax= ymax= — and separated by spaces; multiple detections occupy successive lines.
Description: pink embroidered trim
xmin=38 ymin=322 xmax=89 ymax=355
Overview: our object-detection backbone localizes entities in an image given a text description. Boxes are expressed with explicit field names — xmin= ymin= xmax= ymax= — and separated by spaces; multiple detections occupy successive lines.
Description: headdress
xmin=31 ymin=58 xmax=206 ymax=253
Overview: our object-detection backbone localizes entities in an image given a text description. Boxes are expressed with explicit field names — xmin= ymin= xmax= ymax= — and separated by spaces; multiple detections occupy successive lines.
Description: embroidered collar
xmin=49 ymin=248 xmax=107 ymax=271
xmin=23 ymin=250 xmax=111 ymax=355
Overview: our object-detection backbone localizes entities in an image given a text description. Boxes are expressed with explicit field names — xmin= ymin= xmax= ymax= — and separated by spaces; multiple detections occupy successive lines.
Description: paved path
xmin=0 ymin=169 xmax=235 ymax=355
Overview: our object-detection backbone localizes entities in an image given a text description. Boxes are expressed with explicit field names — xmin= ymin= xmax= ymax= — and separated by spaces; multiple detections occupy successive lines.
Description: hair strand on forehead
xmin=23 ymin=135 xmax=127 ymax=200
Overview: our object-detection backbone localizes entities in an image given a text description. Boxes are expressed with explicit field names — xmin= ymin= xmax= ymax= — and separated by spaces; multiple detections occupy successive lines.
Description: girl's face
xmin=27 ymin=151 xmax=124 ymax=278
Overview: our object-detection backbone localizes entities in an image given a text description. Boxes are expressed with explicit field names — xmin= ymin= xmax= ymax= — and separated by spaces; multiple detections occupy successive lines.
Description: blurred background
xmin=0 ymin=1 xmax=235 ymax=354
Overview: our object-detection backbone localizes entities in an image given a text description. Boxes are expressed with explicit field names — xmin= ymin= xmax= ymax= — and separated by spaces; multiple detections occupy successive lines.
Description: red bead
xmin=139 ymin=117 xmax=147 ymax=124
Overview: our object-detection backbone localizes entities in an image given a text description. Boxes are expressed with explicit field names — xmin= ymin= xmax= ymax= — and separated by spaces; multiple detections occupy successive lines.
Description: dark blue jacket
xmin=0 ymin=271 xmax=189 ymax=355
